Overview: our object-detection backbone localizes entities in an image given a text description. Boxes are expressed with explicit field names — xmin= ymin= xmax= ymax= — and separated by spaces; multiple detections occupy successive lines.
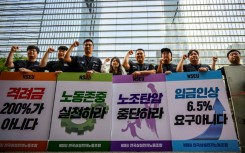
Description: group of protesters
xmin=4 ymin=39 xmax=242 ymax=79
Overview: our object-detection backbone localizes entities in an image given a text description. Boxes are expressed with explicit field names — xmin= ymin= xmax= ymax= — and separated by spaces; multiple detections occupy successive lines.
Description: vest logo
xmin=79 ymin=75 xmax=91 ymax=80
xmin=187 ymin=73 xmax=199 ymax=79
xmin=133 ymin=76 xmax=144 ymax=81
xmin=23 ymin=75 xmax=34 ymax=79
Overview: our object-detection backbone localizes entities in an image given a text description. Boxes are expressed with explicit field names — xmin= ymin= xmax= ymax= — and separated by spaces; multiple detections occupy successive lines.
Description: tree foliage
xmin=0 ymin=53 xmax=28 ymax=72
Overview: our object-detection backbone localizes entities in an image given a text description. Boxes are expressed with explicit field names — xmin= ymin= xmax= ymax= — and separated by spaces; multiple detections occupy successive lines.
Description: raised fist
xmin=47 ymin=47 xmax=55 ymax=53
xmin=212 ymin=56 xmax=218 ymax=62
xmin=10 ymin=46 xmax=19 ymax=53
xmin=159 ymin=59 xmax=164 ymax=65
xmin=72 ymin=41 xmax=80 ymax=47
xmin=104 ymin=57 xmax=110 ymax=63
xmin=128 ymin=50 xmax=134 ymax=55
xmin=182 ymin=54 xmax=188 ymax=60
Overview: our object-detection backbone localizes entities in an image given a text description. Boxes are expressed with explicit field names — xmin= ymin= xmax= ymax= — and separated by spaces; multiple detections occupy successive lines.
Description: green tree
xmin=0 ymin=53 xmax=28 ymax=72
xmin=0 ymin=57 xmax=9 ymax=72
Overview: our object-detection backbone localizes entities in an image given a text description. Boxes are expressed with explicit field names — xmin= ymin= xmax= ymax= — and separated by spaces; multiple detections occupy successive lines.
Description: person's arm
xmin=39 ymin=48 xmax=55 ymax=67
xmin=176 ymin=54 xmax=187 ymax=72
xmin=5 ymin=45 xmax=19 ymax=68
xmin=132 ymin=64 xmax=156 ymax=77
xmin=211 ymin=56 xmax=218 ymax=70
xmin=121 ymin=66 xmax=127 ymax=75
xmin=138 ymin=70 xmax=156 ymax=75
xmin=156 ymin=59 xmax=164 ymax=73
xmin=122 ymin=50 xmax=133 ymax=71
xmin=198 ymin=67 xmax=209 ymax=72
xmin=199 ymin=64 xmax=212 ymax=72
xmin=19 ymin=68 xmax=33 ymax=73
xmin=218 ymin=67 xmax=225 ymax=76
xmin=132 ymin=70 xmax=155 ymax=78
xmin=64 ymin=41 xmax=79 ymax=63
xmin=101 ymin=57 xmax=110 ymax=73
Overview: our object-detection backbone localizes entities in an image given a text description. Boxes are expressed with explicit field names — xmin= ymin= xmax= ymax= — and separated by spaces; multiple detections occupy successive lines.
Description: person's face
xmin=135 ymin=50 xmax=145 ymax=64
xmin=111 ymin=58 xmax=120 ymax=68
xmin=228 ymin=51 xmax=240 ymax=64
xmin=27 ymin=48 xmax=38 ymax=60
xmin=83 ymin=41 xmax=93 ymax=55
xmin=188 ymin=51 xmax=199 ymax=64
xmin=58 ymin=50 xmax=67 ymax=59
xmin=161 ymin=52 xmax=172 ymax=63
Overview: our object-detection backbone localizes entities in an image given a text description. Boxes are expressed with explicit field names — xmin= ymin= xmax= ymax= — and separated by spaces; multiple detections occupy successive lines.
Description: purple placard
xmin=110 ymin=141 xmax=172 ymax=151
xmin=113 ymin=74 xmax=165 ymax=83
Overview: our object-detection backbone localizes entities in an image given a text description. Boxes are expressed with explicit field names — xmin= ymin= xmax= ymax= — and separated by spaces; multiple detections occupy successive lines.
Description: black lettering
xmin=25 ymin=118 xmax=38 ymax=130
xmin=79 ymin=75 xmax=90 ymax=80
xmin=0 ymin=103 xmax=9 ymax=114
xmin=20 ymin=118 xmax=27 ymax=130
xmin=1 ymin=118 xmax=39 ymax=130
xmin=1 ymin=118 xmax=11 ymax=130
xmin=187 ymin=74 xmax=199 ymax=78
xmin=11 ymin=118 xmax=21 ymax=130
xmin=23 ymin=75 xmax=34 ymax=79
xmin=133 ymin=76 xmax=144 ymax=81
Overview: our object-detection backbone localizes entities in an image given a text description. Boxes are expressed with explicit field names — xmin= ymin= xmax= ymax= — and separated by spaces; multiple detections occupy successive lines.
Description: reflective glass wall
xmin=0 ymin=0 xmax=244 ymax=67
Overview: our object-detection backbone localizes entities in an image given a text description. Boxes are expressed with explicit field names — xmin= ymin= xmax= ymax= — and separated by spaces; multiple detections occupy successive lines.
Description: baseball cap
xmin=161 ymin=48 xmax=172 ymax=55
xmin=161 ymin=48 xmax=172 ymax=61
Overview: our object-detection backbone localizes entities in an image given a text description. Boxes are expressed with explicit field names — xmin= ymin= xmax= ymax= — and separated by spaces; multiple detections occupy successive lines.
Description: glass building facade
xmin=0 ymin=0 xmax=244 ymax=68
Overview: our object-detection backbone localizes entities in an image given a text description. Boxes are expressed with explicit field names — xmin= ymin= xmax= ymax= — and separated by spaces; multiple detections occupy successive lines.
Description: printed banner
xmin=0 ymin=72 xmax=56 ymax=151
xmin=166 ymin=71 xmax=239 ymax=152
xmin=48 ymin=73 xmax=112 ymax=151
xmin=111 ymin=74 xmax=172 ymax=151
